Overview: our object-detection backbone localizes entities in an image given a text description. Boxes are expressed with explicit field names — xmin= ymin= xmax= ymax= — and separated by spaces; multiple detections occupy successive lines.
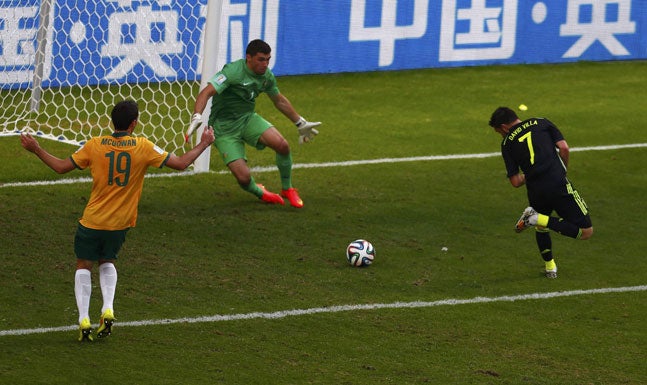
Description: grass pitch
xmin=1 ymin=60 xmax=646 ymax=384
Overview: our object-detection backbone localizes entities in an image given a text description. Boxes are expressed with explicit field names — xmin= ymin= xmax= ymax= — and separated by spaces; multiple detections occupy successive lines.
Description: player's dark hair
xmin=489 ymin=107 xmax=518 ymax=128
xmin=246 ymin=39 xmax=271 ymax=57
xmin=111 ymin=100 xmax=139 ymax=131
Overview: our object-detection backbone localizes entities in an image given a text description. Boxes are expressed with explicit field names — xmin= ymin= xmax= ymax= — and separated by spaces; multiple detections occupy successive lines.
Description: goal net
xmin=1 ymin=0 xmax=209 ymax=169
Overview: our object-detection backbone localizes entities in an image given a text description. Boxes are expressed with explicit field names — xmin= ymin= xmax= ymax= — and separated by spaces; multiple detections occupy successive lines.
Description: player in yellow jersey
xmin=20 ymin=100 xmax=215 ymax=341
xmin=186 ymin=39 xmax=321 ymax=208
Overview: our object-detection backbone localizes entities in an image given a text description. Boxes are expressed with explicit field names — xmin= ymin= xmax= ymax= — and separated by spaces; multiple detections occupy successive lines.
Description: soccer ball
xmin=346 ymin=239 xmax=375 ymax=267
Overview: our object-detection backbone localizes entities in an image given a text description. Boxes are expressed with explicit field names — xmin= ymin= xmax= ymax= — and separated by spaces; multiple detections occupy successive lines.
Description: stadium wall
xmin=2 ymin=0 xmax=646 ymax=89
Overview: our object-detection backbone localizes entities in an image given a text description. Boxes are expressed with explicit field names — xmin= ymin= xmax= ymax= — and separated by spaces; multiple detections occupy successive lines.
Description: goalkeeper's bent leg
xmin=276 ymin=152 xmax=293 ymax=190
xmin=242 ymin=177 xmax=264 ymax=198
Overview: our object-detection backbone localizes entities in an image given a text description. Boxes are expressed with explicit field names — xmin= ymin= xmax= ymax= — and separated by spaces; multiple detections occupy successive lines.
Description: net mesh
xmin=0 ymin=0 xmax=205 ymax=153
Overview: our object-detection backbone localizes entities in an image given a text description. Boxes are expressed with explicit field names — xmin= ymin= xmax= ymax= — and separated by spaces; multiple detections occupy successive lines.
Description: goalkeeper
xmin=187 ymin=39 xmax=320 ymax=208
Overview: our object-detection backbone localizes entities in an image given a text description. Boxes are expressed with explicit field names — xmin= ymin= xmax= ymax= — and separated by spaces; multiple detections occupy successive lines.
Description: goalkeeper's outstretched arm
xmin=268 ymin=93 xmax=321 ymax=144
xmin=186 ymin=84 xmax=218 ymax=142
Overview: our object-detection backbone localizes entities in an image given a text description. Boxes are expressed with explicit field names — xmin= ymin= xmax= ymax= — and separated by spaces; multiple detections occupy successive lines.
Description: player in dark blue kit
xmin=489 ymin=107 xmax=593 ymax=278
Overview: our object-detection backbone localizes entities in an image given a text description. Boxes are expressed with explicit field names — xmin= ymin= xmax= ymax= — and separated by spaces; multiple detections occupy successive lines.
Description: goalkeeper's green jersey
xmin=207 ymin=59 xmax=280 ymax=126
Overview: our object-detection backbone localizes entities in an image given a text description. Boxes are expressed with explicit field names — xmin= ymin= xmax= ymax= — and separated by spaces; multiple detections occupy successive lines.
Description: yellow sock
xmin=537 ymin=214 xmax=549 ymax=227
xmin=545 ymin=259 xmax=556 ymax=271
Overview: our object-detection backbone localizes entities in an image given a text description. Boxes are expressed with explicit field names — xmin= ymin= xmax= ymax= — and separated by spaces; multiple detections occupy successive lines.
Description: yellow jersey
xmin=71 ymin=132 xmax=170 ymax=230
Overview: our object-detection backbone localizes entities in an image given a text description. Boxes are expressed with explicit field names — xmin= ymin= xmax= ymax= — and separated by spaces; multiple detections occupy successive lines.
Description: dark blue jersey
xmin=501 ymin=118 xmax=566 ymax=186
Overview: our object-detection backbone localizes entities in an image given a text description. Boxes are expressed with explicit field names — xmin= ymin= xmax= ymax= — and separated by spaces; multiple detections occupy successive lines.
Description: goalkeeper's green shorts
xmin=212 ymin=113 xmax=273 ymax=165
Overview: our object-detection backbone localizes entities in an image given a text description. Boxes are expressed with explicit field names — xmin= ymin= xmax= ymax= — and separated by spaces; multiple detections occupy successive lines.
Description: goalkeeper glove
xmin=295 ymin=117 xmax=321 ymax=144
xmin=185 ymin=113 xmax=202 ymax=143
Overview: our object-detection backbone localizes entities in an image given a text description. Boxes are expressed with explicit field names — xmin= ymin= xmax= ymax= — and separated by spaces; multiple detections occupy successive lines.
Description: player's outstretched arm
xmin=269 ymin=93 xmax=321 ymax=144
xmin=168 ymin=127 xmax=215 ymax=170
xmin=185 ymin=84 xmax=217 ymax=143
xmin=20 ymin=133 xmax=75 ymax=174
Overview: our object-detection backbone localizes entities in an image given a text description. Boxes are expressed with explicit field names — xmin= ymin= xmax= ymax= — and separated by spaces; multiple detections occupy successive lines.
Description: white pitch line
xmin=1 ymin=285 xmax=645 ymax=337
xmin=3 ymin=142 xmax=646 ymax=189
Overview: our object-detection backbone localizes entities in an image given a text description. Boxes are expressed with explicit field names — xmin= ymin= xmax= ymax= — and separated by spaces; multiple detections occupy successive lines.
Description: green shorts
xmin=213 ymin=113 xmax=273 ymax=165
xmin=74 ymin=223 xmax=129 ymax=261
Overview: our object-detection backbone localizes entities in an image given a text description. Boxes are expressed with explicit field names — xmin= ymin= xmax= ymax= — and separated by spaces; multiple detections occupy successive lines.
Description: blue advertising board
xmin=1 ymin=0 xmax=645 ymax=89
xmin=286 ymin=0 xmax=647 ymax=74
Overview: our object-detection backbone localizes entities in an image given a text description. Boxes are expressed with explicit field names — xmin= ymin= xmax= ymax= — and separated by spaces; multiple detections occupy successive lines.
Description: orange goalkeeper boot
xmin=257 ymin=184 xmax=285 ymax=205
xmin=281 ymin=188 xmax=304 ymax=208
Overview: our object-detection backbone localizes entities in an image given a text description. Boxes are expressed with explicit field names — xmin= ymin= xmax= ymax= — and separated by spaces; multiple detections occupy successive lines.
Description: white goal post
xmin=192 ymin=0 xmax=222 ymax=172
xmin=0 ymin=0 xmax=225 ymax=173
